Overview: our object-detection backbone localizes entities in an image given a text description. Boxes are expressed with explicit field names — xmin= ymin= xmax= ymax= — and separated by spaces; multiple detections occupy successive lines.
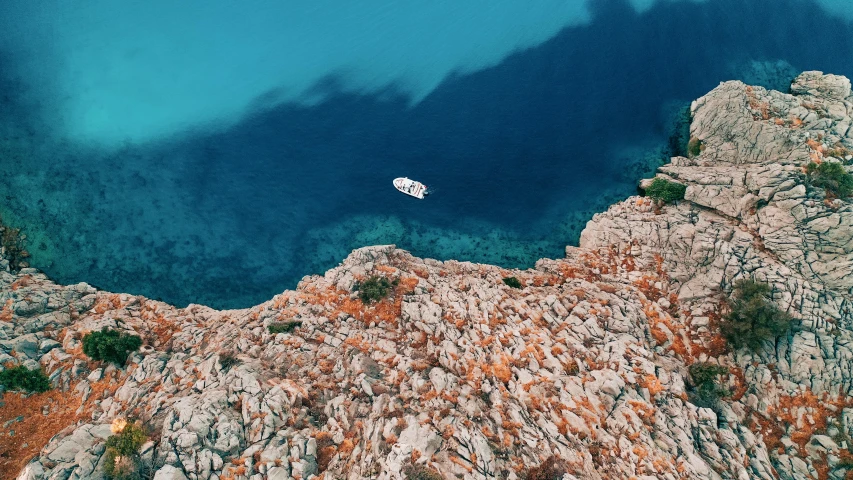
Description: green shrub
xmin=0 ymin=365 xmax=51 ymax=393
xmin=403 ymin=464 xmax=443 ymax=480
xmin=720 ymin=278 xmax=792 ymax=352
xmin=688 ymin=362 xmax=730 ymax=407
xmin=645 ymin=178 xmax=687 ymax=203
xmin=103 ymin=421 xmax=147 ymax=480
xmin=687 ymin=136 xmax=703 ymax=157
xmin=106 ymin=422 xmax=147 ymax=456
xmin=83 ymin=328 xmax=142 ymax=365
xmin=218 ymin=351 xmax=241 ymax=371
xmin=806 ymin=161 xmax=853 ymax=198
xmin=355 ymin=276 xmax=396 ymax=304
xmin=268 ymin=321 xmax=302 ymax=335
xmin=502 ymin=276 xmax=523 ymax=289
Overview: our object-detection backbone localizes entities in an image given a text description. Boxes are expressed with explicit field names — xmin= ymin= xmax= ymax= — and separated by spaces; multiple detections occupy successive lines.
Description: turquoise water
xmin=1 ymin=0 xmax=852 ymax=308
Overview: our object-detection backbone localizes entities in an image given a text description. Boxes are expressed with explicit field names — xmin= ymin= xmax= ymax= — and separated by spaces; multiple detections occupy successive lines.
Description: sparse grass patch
xmin=0 ymin=365 xmax=51 ymax=393
xmin=645 ymin=178 xmax=687 ymax=203
xmin=719 ymin=278 xmax=792 ymax=352
xmin=502 ymin=276 xmax=523 ymax=289
xmin=824 ymin=142 xmax=852 ymax=159
xmin=355 ymin=276 xmax=397 ymax=304
xmin=82 ymin=328 xmax=142 ymax=365
xmin=688 ymin=363 xmax=730 ymax=408
xmin=268 ymin=321 xmax=303 ymax=335
xmin=807 ymin=161 xmax=853 ymax=198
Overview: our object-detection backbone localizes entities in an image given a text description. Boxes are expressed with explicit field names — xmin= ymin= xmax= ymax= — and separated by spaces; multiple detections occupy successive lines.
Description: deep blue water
xmin=1 ymin=0 xmax=852 ymax=308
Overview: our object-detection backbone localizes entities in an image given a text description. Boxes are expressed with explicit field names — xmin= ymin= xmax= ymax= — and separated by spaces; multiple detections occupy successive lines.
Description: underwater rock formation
xmin=3 ymin=71 xmax=853 ymax=480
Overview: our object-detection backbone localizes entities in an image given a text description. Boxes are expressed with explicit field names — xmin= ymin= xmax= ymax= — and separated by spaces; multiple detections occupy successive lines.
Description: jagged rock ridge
xmin=1 ymin=71 xmax=852 ymax=480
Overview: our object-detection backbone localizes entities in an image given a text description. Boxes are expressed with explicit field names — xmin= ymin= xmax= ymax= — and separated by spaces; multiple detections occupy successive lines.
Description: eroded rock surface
xmin=2 ymin=71 xmax=853 ymax=480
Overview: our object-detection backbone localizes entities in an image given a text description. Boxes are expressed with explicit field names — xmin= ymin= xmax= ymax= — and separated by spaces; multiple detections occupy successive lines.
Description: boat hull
xmin=393 ymin=177 xmax=427 ymax=199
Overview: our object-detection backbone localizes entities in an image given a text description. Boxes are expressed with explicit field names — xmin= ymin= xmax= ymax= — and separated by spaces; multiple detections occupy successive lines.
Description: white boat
xmin=393 ymin=177 xmax=429 ymax=199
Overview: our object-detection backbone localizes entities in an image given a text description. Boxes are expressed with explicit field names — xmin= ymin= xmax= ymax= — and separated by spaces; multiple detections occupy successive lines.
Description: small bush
xmin=524 ymin=456 xmax=568 ymax=480
xmin=403 ymin=464 xmax=443 ymax=480
xmin=103 ymin=421 xmax=147 ymax=480
xmin=688 ymin=362 xmax=730 ymax=407
xmin=806 ymin=161 xmax=853 ymax=198
xmin=355 ymin=276 xmax=396 ymax=304
xmin=502 ymin=276 xmax=523 ymax=289
xmin=687 ymin=136 xmax=703 ymax=157
xmin=645 ymin=178 xmax=687 ymax=203
xmin=268 ymin=321 xmax=302 ymax=335
xmin=83 ymin=328 xmax=142 ymax=365
xmin=106 ymin=422 xmax=147 ymax=456
xmin=719 ymin=278 xmax=792 ymax=352
xmin=0 ymin=365 xmax=51 ymax=393
xmin=218 ymin=352 xmax=241 ymax=371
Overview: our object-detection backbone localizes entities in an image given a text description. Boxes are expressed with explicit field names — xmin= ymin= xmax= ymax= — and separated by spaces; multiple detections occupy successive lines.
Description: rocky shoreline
xmin=2 ymin=71 xmax=853 ymax=480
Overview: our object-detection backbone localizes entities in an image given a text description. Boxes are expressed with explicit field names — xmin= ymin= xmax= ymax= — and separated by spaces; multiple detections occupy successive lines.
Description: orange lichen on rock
xmin=750 ymin=389 xmax=853 ymax=458
xmin=632 ymin=444 xmax=648 ymax=461
xmin=449 ymin=453 xmax=474 ymax=473
xmin=92 ymin=294 xmax=123 ymax=314
xmin=642 ymin=300 xmax=693 ymax=362
xmin=638 ymin=374 xmax=664 ymax=397
xmin=628 ymin=400 xmax=656 ymax=426
xmin=806 ymin=137 xmax=825 ymax=153
xmin=374 ymin=265 xmax=398 ymax=275
xmin=488 ymin=356 xmax=514 ymax=384
xmin=304 ymin=274 xmax=418 ymax=328
xmin=745 ymin=85 xmax=771 ymax=120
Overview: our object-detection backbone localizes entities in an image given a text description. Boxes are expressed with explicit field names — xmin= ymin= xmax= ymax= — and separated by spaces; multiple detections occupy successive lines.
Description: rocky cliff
xmin=2 ymin=71 xmax=853 ymax=480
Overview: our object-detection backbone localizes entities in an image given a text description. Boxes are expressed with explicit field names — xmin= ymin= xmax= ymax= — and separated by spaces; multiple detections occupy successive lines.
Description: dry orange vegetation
xmin=9 ymin=275 xmax=32 ymax=291
xmin=92 ymin=294 xmax=124 ymax=315
xmin=748 ymin=387 xmax=853 ymax=479
xmin=745 ymin=85 xmax=771 ymax=120
xmin=638 ymin=374 xmax=664 ymax=397
xmin=0 ymin=299 xmax=13 ymax=323
xmin=295 ymin=274 xmax=418 ymax=329
xmin=0 ymin=368 xmax=124 ymax=480
xmin=806 ymin=137 xmax=825 ymax=153
xmin=0 ymin=389 xmax=83 ymax=480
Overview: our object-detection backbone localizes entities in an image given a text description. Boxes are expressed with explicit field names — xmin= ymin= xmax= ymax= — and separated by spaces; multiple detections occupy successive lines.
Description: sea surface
xmin=0 ymin=0 xmax=852 ymax=308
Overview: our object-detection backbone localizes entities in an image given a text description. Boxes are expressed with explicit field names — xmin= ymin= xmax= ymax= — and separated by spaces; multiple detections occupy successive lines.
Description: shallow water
xmin=1 ymin=0 xmax=852 ymax=308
